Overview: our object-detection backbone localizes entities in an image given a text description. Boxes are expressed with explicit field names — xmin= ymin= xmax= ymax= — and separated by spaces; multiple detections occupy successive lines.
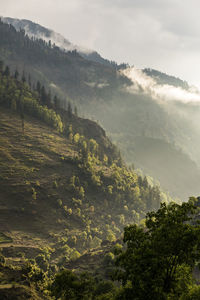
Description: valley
xmin=0 ymin=14 xmax=200 ymax=299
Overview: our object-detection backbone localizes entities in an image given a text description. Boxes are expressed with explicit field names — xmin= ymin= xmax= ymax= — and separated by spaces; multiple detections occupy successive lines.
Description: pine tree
xmin=0 ymin=60 xmax=4 ymax=73
xmin=28 ymin=74 xmax=31 ymax=88
xmin=14 ymin=69 xmax=19 ymax=80
xmin=41 ymin=86 xmax=47 ymax=105
xmin=54 ymin=95 xmax=60 ymax=110
xmin=67 ymin=101 xmax=72 ymax=117
xmin=74 ymin=105 xmax=78 ymax=117
xmin=36 ymin=81 xmax=41 ymax=95
xmin=3 ymin=66 xmax=10 ymax=77
xmin=22 ymin=70 xmax=26 ymax=83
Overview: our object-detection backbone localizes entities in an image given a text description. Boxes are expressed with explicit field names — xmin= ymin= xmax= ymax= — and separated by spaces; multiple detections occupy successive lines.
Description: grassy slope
xmin=0 ymin=108 xmax=112 ymax=298
xmin=0 ymin=108 xmax=75 ymax=234
xmin=1 ymin=20 xmax=200 ymax=201
xmin=0 ymin=107 xmax=88 ymax=260
xmin=0 ymin=102 xmax=168 ymax=261
xmin=0 ymin=108 xmax=136 ymax=257
xmin=0 ymin=105 xmax=172 ymax=298
xmin=0 ymin=263 xmax=45 ymax=299
xmin=0 ymin=107 xmax=137 ymax=298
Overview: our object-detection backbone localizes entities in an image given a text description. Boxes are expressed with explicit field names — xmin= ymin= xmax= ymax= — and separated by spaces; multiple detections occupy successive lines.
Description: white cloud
xmin=123 ymin=67 xmax=200 ymax=103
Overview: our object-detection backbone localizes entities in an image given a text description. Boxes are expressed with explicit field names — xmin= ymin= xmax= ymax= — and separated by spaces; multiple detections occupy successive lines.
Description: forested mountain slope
xmin=1 ymin=16 xmax=122 ymax=68
xmin=0 ymin=19 xmax=130 ymax=106
xmin=0 ymin=66 xmax=168 ymax=264
xmin=0 ymin=19 xmax=200 ymax=200
xmin=143 ymin=68 xmax=189 ymax=89
xmin=0 ymin=63 xmax=173 ymax=298
xmin=1 ymin=19 xmax=200 ymax=299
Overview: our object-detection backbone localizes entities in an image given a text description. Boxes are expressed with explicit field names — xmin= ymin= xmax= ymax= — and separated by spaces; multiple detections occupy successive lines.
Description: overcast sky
xmin=1 ymin=0 xmax=200 ymax=86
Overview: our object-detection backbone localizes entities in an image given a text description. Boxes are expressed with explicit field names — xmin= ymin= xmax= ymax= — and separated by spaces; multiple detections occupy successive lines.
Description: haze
xmin=1 ymin=0 xmax=200 ymax=86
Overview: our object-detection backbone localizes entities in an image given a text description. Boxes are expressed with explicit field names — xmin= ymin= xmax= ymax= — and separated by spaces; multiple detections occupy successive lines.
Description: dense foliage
xmin=0 ymin=61 xmax=63 ymax=132
xmin=1 ymin=200 xmax=200 ymax=299
xmin=0 ymin=71 xmax=178 ymax=299
xmin=49 ymin=199 xmax=200 ymax=300
xmin=115 ymin=199 xmax=200 ymax=299
xmin=0 ymin=66 xmax=169 ymax=245
xmin=50 ymin=269 xmax=117 ymax=300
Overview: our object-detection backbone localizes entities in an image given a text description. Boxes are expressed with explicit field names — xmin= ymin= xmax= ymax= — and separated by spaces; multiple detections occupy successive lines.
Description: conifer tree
xmin=14 ymin=69 xmax=19 ymax=80
xmin=28 ymin=74 xmax=31 ymax=88
xmin=3 ymin=66 xmax=10 ymax=77
xmin=54 ymin=95 xmax=60 ymax=110
xmin=67 ymin=101 xmax=72 ymax=117
xmin=41 ymin=86 xmax=46 ymax=105
xmin=0 ymin=60 xmax=4 ymax=73
xmin=74 ymin=105 xmax=78 ymax=117
xmin=22 ymin=70 xmax=26 ymax=83
xmin=36 ymin=81 xmax=41 ymax=95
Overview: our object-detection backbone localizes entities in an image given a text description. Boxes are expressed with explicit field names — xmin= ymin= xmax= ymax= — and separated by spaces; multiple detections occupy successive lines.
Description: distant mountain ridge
xmin=1 ymin=17 xmax=88 ymax=52
xmin=1 ymin=17 xmax=200 ymax=200
xmin=143 ymin=68 xmax=189 ymax=90
xmin=1 ymin=16 xmax=121 ymax=68
xmin=2 ymin=16 xmax=190 ymax=83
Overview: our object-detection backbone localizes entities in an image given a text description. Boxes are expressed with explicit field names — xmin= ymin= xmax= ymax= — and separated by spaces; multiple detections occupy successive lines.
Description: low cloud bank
xmin=123 ymin=67 xmax=200 ymax=103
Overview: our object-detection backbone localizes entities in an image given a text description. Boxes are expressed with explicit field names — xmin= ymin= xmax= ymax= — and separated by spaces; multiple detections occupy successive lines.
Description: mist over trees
xmin=1 ymin=18 xmax=200 ymax=200
xmin=1 ymin=17 xmax=200 ymax=300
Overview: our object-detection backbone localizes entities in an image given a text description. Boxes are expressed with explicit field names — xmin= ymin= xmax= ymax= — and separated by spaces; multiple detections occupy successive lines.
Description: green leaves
xmin=115 ymin=200 xmax=200 ymax=299
xmin=0 ymin=67 xmax=64 ymax=133
xmin=51 ymin=270 xmax=116 ymax=300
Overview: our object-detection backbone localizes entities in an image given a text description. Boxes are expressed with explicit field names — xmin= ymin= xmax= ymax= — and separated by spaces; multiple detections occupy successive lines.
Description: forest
xmin=0 ymin=17 xmax=200 ymax=300
xmin=0 ymin=62 xmax=173 ymax=299
xmin=1 ymin=19 xmax=200 ymax=200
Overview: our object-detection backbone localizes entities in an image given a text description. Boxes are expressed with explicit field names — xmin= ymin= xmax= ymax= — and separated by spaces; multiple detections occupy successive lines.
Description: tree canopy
xmin=115 ymin=199 xmax=200 ymax=300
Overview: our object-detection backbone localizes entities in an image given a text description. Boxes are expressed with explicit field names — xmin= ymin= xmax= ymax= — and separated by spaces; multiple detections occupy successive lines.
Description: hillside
xmin=0 ymin=19 xmax=130 ymax=106
xmin=120 ymin=136 xmax=200 ymax=198
xmin=1 ymin=18 xmax=200 ymax=201
xmin=1 ymin=16 xmax=122 ymax=68
xmin=0 ymin=68 xmax=173 ymax=298
xmin=0 ymin=67 xmax=172 ymax=298
xmin=1 ymin=20 xmax=200 ymax=299
xmin=143 ymin=68 xmax=189 ymax=89
xmin=0 ymin=105 xmax=163 ymax=242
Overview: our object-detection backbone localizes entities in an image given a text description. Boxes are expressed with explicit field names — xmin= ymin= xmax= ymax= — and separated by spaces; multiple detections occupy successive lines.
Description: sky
xmin=1 ymin=0 xmax=200 ymax=86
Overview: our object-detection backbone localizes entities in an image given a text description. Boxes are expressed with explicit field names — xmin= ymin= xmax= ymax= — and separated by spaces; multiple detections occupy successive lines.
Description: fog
xmin=2 ymin=0 xmax=200 ymax=85
xmin=123 ymin=67 xmax=200 ymax=103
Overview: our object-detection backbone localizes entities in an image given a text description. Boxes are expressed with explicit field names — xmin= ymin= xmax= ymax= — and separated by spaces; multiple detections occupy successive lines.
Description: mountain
xmin=1 ymin=16 xmax=120 ymax=68
xmin=122 ymin=136 xmax=200 ymax=198
xmin=0 ymin=65 xmax=170 ymax=297
xmin=0 ymin=65 xmax=166 ymax=245
xmin=143 ymin=68 xmax=189 ymax=89
xmin=2 ymin=17 xmax=192 ymax=85
xmin=0 ymin=18 xmax=130 ymax=104
xmin=0 ymin=18 xmax=200 ymax=200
